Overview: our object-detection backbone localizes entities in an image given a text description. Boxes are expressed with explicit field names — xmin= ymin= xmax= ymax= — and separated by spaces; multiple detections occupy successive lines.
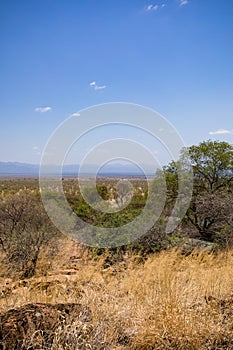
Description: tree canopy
xmin=162 ymin=140 xmax=233 ymax=243
xmin=188 ymin=140 xmax=233 ymax=192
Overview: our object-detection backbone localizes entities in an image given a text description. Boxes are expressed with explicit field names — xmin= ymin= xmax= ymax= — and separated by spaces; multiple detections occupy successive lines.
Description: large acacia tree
xmin=164 ymin=140 xmax=233 ymax=243
xmin=188 ymin=140 xmax=233 ymax=193
xmin=186 ymin=140 xmax=233 ymax=242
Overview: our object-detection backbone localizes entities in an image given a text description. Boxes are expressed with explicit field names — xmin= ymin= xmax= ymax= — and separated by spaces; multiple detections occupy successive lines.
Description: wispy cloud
xmin=32 ymin=146 xmax=41 ymax=155
xmin=70 ymin=112 xmax=81 ymax=117
xmin=146 ymin=3 xmax=167 ymax=12
xmin=35 ymin=106 xmax=52 ymax=113
xmin=146 ymin=4 xmax=159 ymax=11
xmin=89 ymin=81 xmax=106 ymax=91
xmin=209 ymin=129 xmax=233 ymax=135
xmin=180 ymin=0 xmax=189 ymax=6
xmin=94 ymin=85 xmax=106 ymax=90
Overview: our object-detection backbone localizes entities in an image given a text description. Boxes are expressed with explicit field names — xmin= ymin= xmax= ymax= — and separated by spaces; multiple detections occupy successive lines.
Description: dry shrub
xmin=1 ymin=248 xmax=233 ymax=349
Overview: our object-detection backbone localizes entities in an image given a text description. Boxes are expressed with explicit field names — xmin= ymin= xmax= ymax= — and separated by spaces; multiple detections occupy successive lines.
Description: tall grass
xmin=1 ymin=248 xmax=233 ymax=349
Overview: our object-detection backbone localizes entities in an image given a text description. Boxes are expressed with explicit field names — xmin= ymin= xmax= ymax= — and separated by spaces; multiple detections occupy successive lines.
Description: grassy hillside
xmin=1 ymin=245 xmax=233 ymax=349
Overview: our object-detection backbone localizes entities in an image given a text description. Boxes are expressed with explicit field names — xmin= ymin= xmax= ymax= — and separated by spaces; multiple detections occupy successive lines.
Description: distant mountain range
xmin=0 ymin=162 xmax=39 ymax=175
xmin=0 ymin=162 xmax=155 ymax=176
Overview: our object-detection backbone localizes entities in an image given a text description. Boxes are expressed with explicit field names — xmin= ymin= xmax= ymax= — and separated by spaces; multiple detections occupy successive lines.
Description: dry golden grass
xmin=1 ymin=247 xmax=233 ymax=349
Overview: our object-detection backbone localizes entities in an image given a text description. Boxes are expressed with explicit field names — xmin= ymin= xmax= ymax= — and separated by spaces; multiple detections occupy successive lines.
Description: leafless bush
xmin=0 ymin=193 xmax=59 ymax=278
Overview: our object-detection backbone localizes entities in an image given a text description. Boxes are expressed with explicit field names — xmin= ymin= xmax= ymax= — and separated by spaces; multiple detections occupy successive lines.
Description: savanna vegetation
xmin=0 ymin=140 xmax=233 ymax=349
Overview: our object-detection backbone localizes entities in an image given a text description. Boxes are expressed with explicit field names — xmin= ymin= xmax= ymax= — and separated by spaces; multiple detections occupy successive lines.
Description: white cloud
xmin=180 ymin=0 xmax=188 ymax=6
xmin=70 ymin=112 xmax=81 ymax=117
xmin=146 ymin=4 xmax=153 ymax=11
xmin=146 ymin=4 xmax=159 ymax=11
xmin=209 ymin=129 xmax=233 ymax=135
xmin=94 ymin=85 xmax=106 ymax=90
xmin=35 ymin=106 xmax=52 ymax=113
xmin=89 ymin=81 xmax=106 ymax=91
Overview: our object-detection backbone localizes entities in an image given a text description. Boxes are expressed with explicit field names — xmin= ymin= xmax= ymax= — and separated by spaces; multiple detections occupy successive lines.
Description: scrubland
xmin=1 ymin=240 xmax=233 ymax=349
xmin=1 ymin=139 xmax=233 ymax=349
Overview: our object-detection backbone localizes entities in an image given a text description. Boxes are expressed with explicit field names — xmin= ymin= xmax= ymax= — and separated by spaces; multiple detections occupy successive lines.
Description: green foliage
xmin=96 ymin=185 xmax=109 ymax=200
xmin=188 ymin=140 xmax=233 ymax=192
xmin=1 ymin=141 xmax=233 ymax=270
xmin=186 ymin=141 xmax=232 ymax=242
xmin=158 ymin=140 xmax=233 ymax=245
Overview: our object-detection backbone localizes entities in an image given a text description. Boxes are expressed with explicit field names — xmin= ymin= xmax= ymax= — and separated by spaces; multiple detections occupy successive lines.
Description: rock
xmin=180 ymin=238 xmax=215 ymax=254
xmin=0 ymin=303 xmax=91 ymax=350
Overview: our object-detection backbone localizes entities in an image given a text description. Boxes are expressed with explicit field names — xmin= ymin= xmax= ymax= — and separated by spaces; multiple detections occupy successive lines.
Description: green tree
xmin=185 ymin=141 xmax=232 ymax=242
xmin=188 ymin=140 xmax=233 ymax=193
xmin=161 ymin=140 xmax=233 ymax=243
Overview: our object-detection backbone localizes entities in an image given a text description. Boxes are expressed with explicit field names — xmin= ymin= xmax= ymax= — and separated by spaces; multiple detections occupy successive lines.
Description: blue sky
xmin=0 ymin=0 xmax=233 ymax=165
